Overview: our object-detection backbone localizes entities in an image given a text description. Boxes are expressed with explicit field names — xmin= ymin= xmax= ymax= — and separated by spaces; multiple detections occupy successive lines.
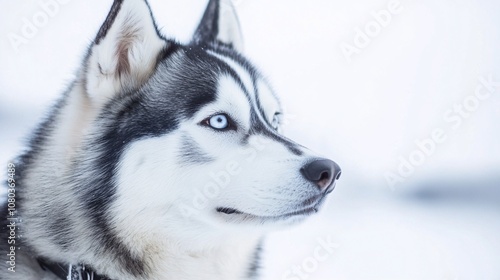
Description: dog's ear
xmin=85 ymin=0 xmax=167 ymax=103
xmin=192 ymin=0 xmax=243 ymax=52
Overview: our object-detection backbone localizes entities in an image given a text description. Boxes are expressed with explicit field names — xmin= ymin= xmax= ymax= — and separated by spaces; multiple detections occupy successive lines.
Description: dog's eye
xmin=201 ymin=113 xmax=235 ymax=131
xmin=210 ymin=114 xmax=228 ymax=129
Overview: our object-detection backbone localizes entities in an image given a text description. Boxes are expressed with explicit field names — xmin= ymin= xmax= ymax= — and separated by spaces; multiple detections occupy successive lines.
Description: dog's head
xmin=80 ymin=0 xmax=341 ymax=236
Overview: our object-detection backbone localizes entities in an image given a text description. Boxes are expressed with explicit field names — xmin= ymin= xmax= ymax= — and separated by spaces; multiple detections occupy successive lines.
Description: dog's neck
xmin=37 ymin=233 xmax=262 ymax=280
xmin=149 ymin=234 xmax=262 ymax=280
xmin=129 ymin=215 xmax=264 ymax=279
xmin=92 ymin=228 xmax=263 ymax=280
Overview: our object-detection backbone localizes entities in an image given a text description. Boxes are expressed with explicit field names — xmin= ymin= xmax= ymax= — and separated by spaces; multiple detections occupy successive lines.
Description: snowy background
xmin=1 ymin=0 xmax=500 ymax=279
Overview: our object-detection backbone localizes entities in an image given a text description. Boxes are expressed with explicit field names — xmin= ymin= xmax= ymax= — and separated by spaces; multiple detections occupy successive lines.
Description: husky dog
xmin=1 ymin=0 xmax=341 ymax=279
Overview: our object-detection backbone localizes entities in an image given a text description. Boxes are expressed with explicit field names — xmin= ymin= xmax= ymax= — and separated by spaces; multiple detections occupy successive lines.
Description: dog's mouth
xmin=216 ymin=207 xmax=319 ymax=220
xmin=216 ymin=195 xmax=327 ymax=221
xmin=216 ymin=207 xmax=244 ymax=215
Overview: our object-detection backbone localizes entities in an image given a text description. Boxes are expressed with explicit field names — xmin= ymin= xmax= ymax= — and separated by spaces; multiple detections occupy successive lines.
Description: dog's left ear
xmin=85 ymin=0 xmax=167 ymax=103
xmin=192 ymin=0 xmax=243 ymax=52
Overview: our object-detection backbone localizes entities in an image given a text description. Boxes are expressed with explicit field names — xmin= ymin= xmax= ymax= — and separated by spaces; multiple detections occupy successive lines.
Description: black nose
xmin=301 ymin=159 xmax=341 ymax=191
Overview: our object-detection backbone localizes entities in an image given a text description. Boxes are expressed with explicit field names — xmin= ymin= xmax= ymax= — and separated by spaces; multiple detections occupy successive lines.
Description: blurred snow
xmin=1 ymin=0 xmax=499 ymax=279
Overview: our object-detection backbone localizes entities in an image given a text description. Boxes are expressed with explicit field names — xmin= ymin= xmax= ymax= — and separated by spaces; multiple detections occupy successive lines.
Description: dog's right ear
xmin=192 ymin=0 xmax=243 ymax=52
xmin=84 ymin=0 xmax=167 ymax=104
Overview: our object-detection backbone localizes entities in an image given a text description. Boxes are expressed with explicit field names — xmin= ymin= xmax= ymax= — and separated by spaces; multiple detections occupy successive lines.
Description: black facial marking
xmin=179 ymin=135 xmax=214 ymax=165
xmin=202 ymin=52 xmax=252 ymax=100
xmin=249 ymin=111 xmax=303 ymax=156
xmin=240 ymin=132 xmax=251 ymax=145
xmin=249 ymin=83 xmax=303 ymax=156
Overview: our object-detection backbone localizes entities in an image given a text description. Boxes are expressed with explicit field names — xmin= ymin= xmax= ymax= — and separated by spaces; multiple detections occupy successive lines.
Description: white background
xmin=1 ymin=0 xmax=499 ymax=279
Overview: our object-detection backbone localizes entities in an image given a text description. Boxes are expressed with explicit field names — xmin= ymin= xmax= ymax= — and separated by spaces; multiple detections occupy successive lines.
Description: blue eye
xmin=201 ymin=113 xmax=236 ymax=131
xmin=209 ymin=114 xmax=228 ymax=130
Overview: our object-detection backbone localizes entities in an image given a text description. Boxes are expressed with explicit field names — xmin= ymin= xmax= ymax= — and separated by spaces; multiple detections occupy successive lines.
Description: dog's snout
xmin=301 ymin=159 xmax=341 ymax=191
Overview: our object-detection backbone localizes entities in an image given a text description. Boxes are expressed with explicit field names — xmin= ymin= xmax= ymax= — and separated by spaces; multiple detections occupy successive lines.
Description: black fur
xmin=47 ymin=215 xmax=73 ymax=250
xmin=247 ymin=240 xmax=263 ymax=279
xmin=193 ymin=0 xmax=222 ymax=46
xmin=94 ymin=0 xmax=124 ymax=45
xmin=179 ymin=135 xmax=214 ymax=165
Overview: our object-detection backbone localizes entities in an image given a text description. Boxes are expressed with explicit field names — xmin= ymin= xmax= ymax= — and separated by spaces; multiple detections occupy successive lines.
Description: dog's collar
xmin=37 ymin=258 xmax=110 ymax=280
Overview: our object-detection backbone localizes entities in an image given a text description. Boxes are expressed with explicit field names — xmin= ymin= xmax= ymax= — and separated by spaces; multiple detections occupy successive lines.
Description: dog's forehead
xmin=135 ymin=45 xmax=280 ymax=129
xmin=205 ymin=48 xmax=281 ymax=118
xmin=144 ymin=47 xmax=225 ymax=117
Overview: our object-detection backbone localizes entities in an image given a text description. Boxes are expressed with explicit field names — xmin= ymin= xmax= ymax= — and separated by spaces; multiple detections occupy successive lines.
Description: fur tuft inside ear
xmin=85 ymin=0 xmax=167 ymax=104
